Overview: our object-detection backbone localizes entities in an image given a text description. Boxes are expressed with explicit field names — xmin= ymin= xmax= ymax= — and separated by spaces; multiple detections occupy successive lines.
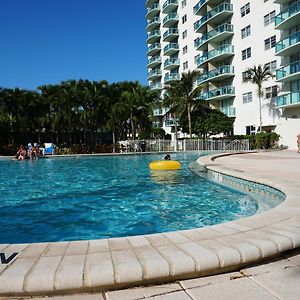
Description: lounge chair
xmin=44 ymin=143 xmax=55 ymax=155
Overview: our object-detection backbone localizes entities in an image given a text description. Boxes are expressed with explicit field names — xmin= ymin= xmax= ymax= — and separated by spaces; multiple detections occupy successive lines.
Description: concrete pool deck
xmin=0 ymin=150 xmax=299 ymax=297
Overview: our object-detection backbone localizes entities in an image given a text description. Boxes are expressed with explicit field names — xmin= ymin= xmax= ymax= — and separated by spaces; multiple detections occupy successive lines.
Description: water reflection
xmin=150 ymin=170 xmax=182 ymax=185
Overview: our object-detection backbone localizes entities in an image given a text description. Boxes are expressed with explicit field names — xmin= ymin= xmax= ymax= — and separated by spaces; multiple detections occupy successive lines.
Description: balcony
xmin=194 ymin=2 xmax=233 ymax=33
xmin=164 ymin=73 xmax=180 ymax=83
xmin=195 ymin=23 xmax=234 ymax=51
xmin=163 ymin=13 xmax=179 ymax=27
xmin=146 ymin=3 xmax=160 ymax=19
xmin=147 ymin=17 xmax=161 ymax=31
xmin=164 ymin=58 xmax=180 ymax=70
xmin=220 ymin=106 xmax=236 ymax=117
xmin=194 ymin=0 xmax=208 ymax=15
xmin=197 ymin=65 xmax=234 ymax=84
xmin=275 ymin=31 xmax=300 ymax=56
xmin=199 ymin=85 xmax=235 ymax=101
xmin=196 ymin=44 xmax=234 ymax=67
xmin=165 ymin=118 xmax=180 ymax=127
xmin=277 ymin=60 xmax=300 ymax=82
xmin=147 ymin=56 xmax=162 ymax=68
xmin=147 ymin=30 xmax=161 ymax=44
xmin=276 ymin=92 xmax=300 ymax=108
xmin=150 ymin=82 xmax=163 ymax=91
xmin=147 ymin=43 xmax=161 ymax=56
xmin=275 ymin=0 xmax=300 ymax=30
xmin=153 ymin=108 xmax=164 ymax=116
xmin=163 ymin=28 xmax=179 ymax=42
xmin=148 ymin=69 xmax=162 ymax=80
xmin=162 ymin=0 xmax=178 ymax=14
xmin=163 ymin=43 xmax=179 ymax=55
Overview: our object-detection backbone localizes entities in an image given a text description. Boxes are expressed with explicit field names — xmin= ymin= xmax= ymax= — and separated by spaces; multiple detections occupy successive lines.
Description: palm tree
xmin=164 ymin=70 xmax=203 ymax=138
xmin=243 ymin=65 xmax=274 ymax=133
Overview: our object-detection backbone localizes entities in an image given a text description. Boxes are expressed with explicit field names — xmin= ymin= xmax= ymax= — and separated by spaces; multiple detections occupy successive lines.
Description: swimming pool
xmin=1 ymin=152 xmax=261 ymax=243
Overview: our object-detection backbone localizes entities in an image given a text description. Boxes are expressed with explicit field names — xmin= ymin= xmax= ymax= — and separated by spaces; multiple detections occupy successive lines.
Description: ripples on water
xmin=0 ymin=153 xmax=258 ymax=243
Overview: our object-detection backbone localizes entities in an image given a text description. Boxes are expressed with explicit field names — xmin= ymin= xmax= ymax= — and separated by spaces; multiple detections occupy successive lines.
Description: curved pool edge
xmin=0 ymin=151 xmax=300 ymax=296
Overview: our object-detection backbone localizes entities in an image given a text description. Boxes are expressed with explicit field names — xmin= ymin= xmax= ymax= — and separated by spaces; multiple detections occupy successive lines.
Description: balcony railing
xmin=165 ymin=119 xmax=180 ymax=126
xmin=150 ymin=82 xmax=163 ymax=90
xmin=196 ymin=44 xmax=234 ymax=66
xmin=276 ymin=92 xmax=300 ymax=107
xmin=147 ymin=43 xmax=161 ymax=54
xmin=197 ymin=65 xmax=234 ymax=84
xmin=194 ymin=2 xmax=233 ymax=32
xmin=275 ymin=0 xmax=300 ymax=27
xmin=164 ymin=58 xmax=180 ymax=69
xmin=163 ymin=13 xmax=179 ymax=26
xmin=147 ymin=69 xmax=162 ymax=79
xmin=163 ymin=43 xmax=179 ymax=55
xmin=147 ymin=30 xmax=161 ymax=42
xmin=220 ymin=106 xmax=236 ymax=117
xmin=199 ymin=85 xmax=235 ymax=100
xmin=162 ymin=0 xmax=178 ymax=13
xmin=276 ymin=60 xmax=300 ymax=81
xmin=164 ymin=73 xmax=180 ymax=83
xmin=147 ymin=56 xmax=162 ymax=66
xmin=147 ymin=17 xmax=161 ymax=30
xmin=194 ymin=0 xmax=208 ymax=15
xmin=195 ymin=23 xmax=233 ymax=49
xmin=275 ymin=31 xmax=300 ymax=54
xmin=146 ymin=3 xmax=160 ymax=18
xmin=163 ymin=28 xmax=179 ymax=41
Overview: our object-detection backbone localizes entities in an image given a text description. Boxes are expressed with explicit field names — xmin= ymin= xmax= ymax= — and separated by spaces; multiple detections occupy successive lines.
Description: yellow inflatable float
xmin=149 ymin=160 xmax=181 ymax=171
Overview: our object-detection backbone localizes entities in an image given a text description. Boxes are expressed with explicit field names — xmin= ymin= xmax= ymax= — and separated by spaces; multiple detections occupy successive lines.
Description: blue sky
xmin=0 ymin=0 xmax=148 ymax=90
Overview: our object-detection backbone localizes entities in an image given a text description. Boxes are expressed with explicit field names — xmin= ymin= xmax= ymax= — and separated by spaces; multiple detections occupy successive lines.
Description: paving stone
xmin=106 ymin=283 xmax=182 ymax=300
xmin=65 ymin=241 xmax=89 ymax=255
xmin=250 ymin=265 xmax=300 ymax=300
xmin=109 ymin=238 xmax=131 ymax=251
xmin=42 ymin=242 xmax=69 ymax=257
xmin=146 ymin=291 xmax=191 ymax=299
xmin=162 ymin=231 xmax=191 ymax=244
xmin=146 ymin=234 xmax=172 ymax=247
xmin=19 ymin=243 xmax=48 ymax=258
xmin=127 ymin=236 xmax=151 ymax=248
xmin=88 ymin=239 xmax=109 ymax=253
xmin=185 ymin=277 xmax=277 ymax=300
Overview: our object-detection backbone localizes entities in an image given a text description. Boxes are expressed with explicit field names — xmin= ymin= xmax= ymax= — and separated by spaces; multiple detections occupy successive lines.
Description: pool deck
xmin=0 ymin=150 xmax=300 ymax=297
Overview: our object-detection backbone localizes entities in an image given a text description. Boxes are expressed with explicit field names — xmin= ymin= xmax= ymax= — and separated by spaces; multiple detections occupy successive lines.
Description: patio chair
xmin=44 ymin=143 xmax=55 ymax=155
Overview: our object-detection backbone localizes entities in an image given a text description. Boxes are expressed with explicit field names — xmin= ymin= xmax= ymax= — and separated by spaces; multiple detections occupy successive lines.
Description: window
xmin=182 ymin=14 xmax=187 ymax=24
xmin=183 ymin=45 xmax=188 ymax=54
xmin=264 ymin=11 xmax=275 ymax=26
xmin=265 ymin=85 xmax=278 ymax=98
xmin=183 ymin=61 xmax=188 ymax=70
xmin=242 ymin=71 xmax=248 ymax=81
xmin=264 ymin=60 xmax=277 ymax=73
xmin=241 ymin=2 xmax=250 ymax=17
xmin=243 ymin=92 xmax=252 ymax=103
xmin=182 ymin=30 xmax=187 ymax=39
xmin=241 ymin=25 xmax=251 ymax=39
xmin=264 ymin=35 xmax=276 ymax=50
xmin=242 ymin=47 xmax=251 ymax=60
xmin=181 ymin=0 xmax=186 ymax=8
xmin=246 ymin=125 xmax=256 ymax=135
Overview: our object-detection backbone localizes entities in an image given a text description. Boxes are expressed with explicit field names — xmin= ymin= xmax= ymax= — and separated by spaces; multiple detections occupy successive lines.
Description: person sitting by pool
xmin=29 ymin=145 xmax=39 ymax=159
xmin=164 ymin=154 xmax=171 ymax=160
xmin=15 ymin=145 xmax=27 ymax=160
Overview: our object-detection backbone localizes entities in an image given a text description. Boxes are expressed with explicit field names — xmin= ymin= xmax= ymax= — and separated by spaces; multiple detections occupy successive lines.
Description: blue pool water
xmin=0 ymin=153 xmax=258 ymax=243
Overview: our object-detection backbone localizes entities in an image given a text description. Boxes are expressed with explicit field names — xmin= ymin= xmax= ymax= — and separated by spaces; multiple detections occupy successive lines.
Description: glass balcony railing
xmin=194 ymin=2 xmax=233 ymax=32
xmin=162 ymin=0 xmax=178 ymax=11
xmin=147 ymin=17 xmax=160 ymax=28
xmin=276 ymin=60 xmax=300 ymax=80
xmin=196 ymin=44 xmax=234 ymax=66
xmin=165 ymin=119 xmax=179 ymax=126
xmin=199 ymin=86 xmax=235 ymax=100
xmin=147 ymin=43 xmax=161 ymax=54
xmin=194 ymin=0 xmax=208 ymax=15
xmin=147 ymin=56 xmax=162 ymax=66
xmin=276 ymin=92 xmax=300 ymax=107
xmin=164 ymin=73 xmax=180 ymax=82
xmin=275 ymin=0 xmax=300 ymax=27
xmin=275 ymin=31 xmax=300 ymax=54
xmin=197 ymin=65 xmax=234 ymax=84
xmin=163 ymin=13 xmax=179 ymax=25
xmin=163 ymin=28 xmax=179 ymax=40
xmin=150 ymin=83 xmax=163 ymax=90
xmin=220 ymin=106 xmax=236 ymax=117
xmin=147 ymin=30 xmax=161 ymax=41
xmin=163 ymin=43 xmax=179 ymax=54
xmin=194 ymin=23 xmax=233 ymax=49
xmin=164 ymin=58 xmax=180 ymax=68
xmin=146 ymin=3 xmax=160 ymax=16
xmin=148 ymin=69 xmax=162 ymax=78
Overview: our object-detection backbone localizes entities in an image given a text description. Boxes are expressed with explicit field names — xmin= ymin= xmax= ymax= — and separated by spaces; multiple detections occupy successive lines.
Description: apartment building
xmin=146 ymin=0 xmax=300 ymax=149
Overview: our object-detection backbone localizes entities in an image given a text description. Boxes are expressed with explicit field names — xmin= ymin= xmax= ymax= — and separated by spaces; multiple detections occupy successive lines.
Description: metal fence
xmin=118 ymin=139 xmax=250 ymax=153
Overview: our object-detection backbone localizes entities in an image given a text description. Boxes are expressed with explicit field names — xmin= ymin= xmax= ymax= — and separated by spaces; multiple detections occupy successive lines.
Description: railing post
xmin=183 ymin=139 xmax=186 ymax=152
xmin=174 ymin=139 xmax=177 ymax=152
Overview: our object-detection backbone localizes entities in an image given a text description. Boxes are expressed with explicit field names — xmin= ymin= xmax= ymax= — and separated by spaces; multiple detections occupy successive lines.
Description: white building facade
xmin=146 ymin=0 xmax=300 ymax=149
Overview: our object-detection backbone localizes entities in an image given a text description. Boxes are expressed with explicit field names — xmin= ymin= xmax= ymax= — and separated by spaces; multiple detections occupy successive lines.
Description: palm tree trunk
xmin=259 ymin=95 xmax=262 ymax=132
xmin=187 ymin=104 xmax=192 ymax=138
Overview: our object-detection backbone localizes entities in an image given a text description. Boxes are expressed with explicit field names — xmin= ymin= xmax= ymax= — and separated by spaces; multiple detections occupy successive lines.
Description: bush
xmin=251 ymin=132 xmax=280 ymax=149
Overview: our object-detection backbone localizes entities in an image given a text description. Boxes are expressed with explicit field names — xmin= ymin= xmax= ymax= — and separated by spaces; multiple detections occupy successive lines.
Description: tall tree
xmin=243 ymin=65 xmax=274 ymax=133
